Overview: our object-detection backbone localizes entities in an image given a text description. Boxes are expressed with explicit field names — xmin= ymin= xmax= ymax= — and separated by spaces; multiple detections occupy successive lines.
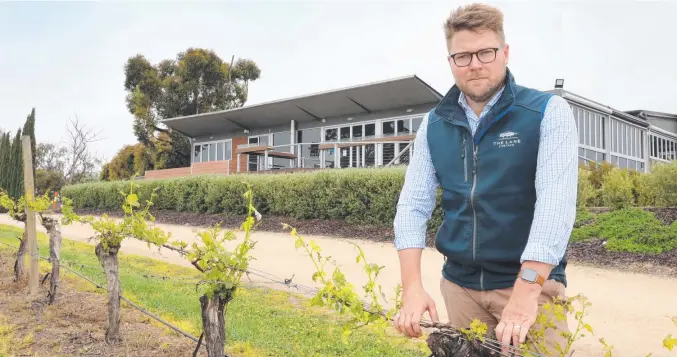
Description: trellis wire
xmin=0 ymin=239 xmax=204 ymax=347
xmin=0 ymin=237 xmax=545 ymax=357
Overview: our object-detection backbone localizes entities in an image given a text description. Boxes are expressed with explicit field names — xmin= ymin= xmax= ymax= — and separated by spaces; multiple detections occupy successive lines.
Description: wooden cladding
xmin=144 ymin=167 xmax=191 ymax=180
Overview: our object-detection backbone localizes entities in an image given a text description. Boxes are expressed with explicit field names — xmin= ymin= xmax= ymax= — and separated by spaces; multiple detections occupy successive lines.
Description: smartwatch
xmin=518 ymin=268 xmax=545 ymax=287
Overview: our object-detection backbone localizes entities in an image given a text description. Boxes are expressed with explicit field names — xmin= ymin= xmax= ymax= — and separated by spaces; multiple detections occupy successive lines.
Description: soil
xmin=566 ymin=238 xmax=677 ymax=276
xmin=0 ymin=248 xmax=208 ymax=357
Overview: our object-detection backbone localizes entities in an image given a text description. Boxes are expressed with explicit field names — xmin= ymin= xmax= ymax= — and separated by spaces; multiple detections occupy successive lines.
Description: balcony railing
xmin=235 ymin=137 xmax=416 ymax=173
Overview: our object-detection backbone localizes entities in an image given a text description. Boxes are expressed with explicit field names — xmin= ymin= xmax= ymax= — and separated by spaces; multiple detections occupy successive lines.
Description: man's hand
xmin=394 ymin=284 xmax=439 ymax=338
xmin=495 ymin=279 xmax=540 ymax=353
xmin=496 ymin=261 xmax=552 ymax=354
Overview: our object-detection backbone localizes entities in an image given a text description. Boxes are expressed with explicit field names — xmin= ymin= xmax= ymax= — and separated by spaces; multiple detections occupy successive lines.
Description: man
xmin=393 ymin=2 xmax=578 ymax=354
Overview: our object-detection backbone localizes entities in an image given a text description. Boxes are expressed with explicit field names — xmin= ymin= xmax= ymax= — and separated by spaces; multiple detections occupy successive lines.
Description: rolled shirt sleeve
xmin=520 ymin=95 xmax=579 ymax=266
xmin=393 ymin=113 xmax=439 ymax=250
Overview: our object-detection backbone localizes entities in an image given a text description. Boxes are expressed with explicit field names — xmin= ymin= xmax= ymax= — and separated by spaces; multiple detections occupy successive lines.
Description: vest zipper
xmin=462 ymin=135 xmax=468 ymax=182
xmin=470 ymin=142 xmax=483 ymax=291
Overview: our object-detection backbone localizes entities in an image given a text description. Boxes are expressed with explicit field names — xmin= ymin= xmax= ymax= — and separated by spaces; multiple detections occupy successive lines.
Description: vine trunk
xmin=199 ymin=291 xmax=234 ymax=357
xmin=13 ymin=230 xmax=27 ymax=282
xmin=43 ymin=217 xmax=62 ymax=304
xmin=426 ymin=330 xmax=498 ymax=357
xmin=95 ymin=242 xmax=121 ymax=344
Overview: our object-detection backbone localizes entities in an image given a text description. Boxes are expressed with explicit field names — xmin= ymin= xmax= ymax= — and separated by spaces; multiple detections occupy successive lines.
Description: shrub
xmin=646 ymin=161 xmax=677 ymax=207
xmin=61 ymin=158 xmax=677 ymax=227
xmin=571 ymin=208 xmax=677 ymax=254
xmin=577 ymin=167 xmax=596 ymax=208
xmin=600 ymin=167 xmax=635 ymax=210
xmin=61 ymin=168 xmax=441 ymax=227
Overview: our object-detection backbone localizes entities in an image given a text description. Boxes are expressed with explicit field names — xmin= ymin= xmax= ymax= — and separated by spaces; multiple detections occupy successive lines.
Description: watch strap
xmin=519 ymin=268 xmax=545 ymax=286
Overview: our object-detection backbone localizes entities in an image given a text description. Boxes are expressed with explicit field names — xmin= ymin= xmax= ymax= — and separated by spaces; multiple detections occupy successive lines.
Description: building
xmin=147 ymin=75 xmax=441 ymax=179
xmin=147 ymin=75 xmax=677 ymax=179
xmin=546 ymin=86 xmax=677 ymax=172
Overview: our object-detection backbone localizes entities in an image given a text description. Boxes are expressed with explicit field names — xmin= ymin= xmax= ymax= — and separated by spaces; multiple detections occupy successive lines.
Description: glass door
xmin=349 ymin=124 xmax=362 ymax=168
xmin=247 ymin=137 xmax=259 ymax=171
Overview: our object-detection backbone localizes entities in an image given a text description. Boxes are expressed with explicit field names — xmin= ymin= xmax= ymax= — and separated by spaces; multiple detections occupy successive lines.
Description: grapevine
xmin=0 ymin=190 xmax=58 ymax=285
xmin=2 ymin=180 xmax=674 ymax=357
xmin=60 ymin=180 xmax=171 ymax=344
xmin=161 ymin=182 xmax=261 ymax=357
xmin=281 ymin=223 xmax=402 ymax=340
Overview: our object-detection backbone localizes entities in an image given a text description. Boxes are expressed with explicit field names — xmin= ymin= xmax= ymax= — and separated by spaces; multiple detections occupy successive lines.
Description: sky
xmin=1 ymin=0 xmax=675 ymax=165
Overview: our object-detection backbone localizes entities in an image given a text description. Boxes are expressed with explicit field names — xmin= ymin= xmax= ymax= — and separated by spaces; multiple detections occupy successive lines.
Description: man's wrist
xmin=513 ymin=277 xmax=543 ymax=298
xmin=514 ymin=260 xmax=553 ymax=296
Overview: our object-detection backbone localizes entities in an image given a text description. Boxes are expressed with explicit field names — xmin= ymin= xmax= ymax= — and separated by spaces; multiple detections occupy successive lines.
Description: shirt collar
xmin=458 ymin=85 xmax=506 ymax=118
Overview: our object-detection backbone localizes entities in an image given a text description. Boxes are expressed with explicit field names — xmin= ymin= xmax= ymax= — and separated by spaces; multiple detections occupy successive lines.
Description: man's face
xmin=447 ymin=29 xmax=509 ymax=103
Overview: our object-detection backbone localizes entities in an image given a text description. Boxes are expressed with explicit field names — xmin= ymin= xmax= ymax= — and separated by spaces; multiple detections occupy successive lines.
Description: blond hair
xmin=443 ymin=3 xmax=505 ymax=43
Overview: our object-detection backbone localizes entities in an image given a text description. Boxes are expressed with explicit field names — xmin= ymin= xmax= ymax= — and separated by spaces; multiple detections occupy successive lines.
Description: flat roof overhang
xmin=547 ymin=89 xmax=648 ymax=127
xmin=160 ymin=75 xmax=442 ymax=138
xmin=626 ymin=109 xmax=677 ymax=121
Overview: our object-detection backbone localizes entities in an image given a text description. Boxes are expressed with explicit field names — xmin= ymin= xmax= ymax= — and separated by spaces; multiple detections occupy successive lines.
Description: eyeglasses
xmin=448 ymin=47 xmax=501 ymax=67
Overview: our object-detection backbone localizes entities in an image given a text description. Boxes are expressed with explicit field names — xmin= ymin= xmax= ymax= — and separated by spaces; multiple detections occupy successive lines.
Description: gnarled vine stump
xmin=96 ymin=242 xmax=121 ymax=344
xmin=199 ymin=288 xmax=234 ymax=357
xmin=41 ymin=216 xmax=62 ymax=304
xmin=14 ymin=230 xmax=27 ymax=282
xmin=426 ymin=330 xmax=498 ymax=357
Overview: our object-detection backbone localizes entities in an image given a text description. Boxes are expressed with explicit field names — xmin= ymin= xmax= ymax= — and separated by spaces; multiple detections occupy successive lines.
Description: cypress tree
xmin=8 ymin=129 xmax=23 ymax=199
xmin=0 ymin=132 xmax=10 ymax=192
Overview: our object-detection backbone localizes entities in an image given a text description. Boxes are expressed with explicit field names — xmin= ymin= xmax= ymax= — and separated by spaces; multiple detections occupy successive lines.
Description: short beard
xmin=463 ymin=80 xmax=503 ymax=103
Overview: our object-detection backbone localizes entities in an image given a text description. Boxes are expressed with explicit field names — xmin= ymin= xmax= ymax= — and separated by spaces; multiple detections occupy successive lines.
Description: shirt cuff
xmin=520 ymin=246 xmax=561 ymax=266
xmin=393 ymin=234 xmax=427 ymax=250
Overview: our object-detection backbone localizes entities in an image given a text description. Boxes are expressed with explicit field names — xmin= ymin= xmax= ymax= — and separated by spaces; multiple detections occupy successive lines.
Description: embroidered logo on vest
xmin=494 ymin=131 xmax=521 ymax=148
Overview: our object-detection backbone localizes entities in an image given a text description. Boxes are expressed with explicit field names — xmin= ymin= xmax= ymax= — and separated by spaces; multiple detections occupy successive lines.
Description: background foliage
xmin=0 ymin=108 xmax=36 ymax=200
xmin=108 ymin=48 xmax=262 ymax=180
xmin=61 ymin=160 xmax=677 ymax=234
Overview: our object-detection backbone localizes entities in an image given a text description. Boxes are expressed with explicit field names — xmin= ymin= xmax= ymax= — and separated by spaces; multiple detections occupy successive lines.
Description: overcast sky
xmin=1 ymin=0 xmax=675 ymax=163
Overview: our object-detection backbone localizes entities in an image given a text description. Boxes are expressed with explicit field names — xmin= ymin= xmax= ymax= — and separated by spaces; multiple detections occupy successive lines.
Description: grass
xmin=571 ymin=208 xmax=677 ymax=254
xmin=0 ymin=316 xmax=34 ymax=357
xmin=0 ymin=224 xmax=429 ymax=357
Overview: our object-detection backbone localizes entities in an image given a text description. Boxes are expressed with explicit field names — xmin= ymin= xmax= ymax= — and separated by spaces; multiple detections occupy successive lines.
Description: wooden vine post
xmin=164 ymin=182 xmax=260 ymax=357
xmin=21 ymin=135 xmax=39 ymax=295
xmin=61 ymin=182 xmax=171 ymax=344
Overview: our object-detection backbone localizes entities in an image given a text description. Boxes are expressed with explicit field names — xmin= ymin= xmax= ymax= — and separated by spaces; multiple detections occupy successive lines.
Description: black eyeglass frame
xmin=448 ymin=46 xmax=503 ymax=67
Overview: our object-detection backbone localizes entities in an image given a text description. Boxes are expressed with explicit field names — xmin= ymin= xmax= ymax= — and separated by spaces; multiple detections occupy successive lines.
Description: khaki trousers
xmin=440 ymin=277 xmax=570 ymax=353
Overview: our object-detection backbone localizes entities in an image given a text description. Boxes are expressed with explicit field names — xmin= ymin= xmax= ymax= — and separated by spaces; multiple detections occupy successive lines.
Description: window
xmin=650 ymin=133 xmax=677 ymax=162
xmin=572 ymin=105 xmax=605 ymax=150
xmin=298 ymin=128 xmax=322 ymax=167
xmin=192 ymin=139 xmax=232 ymax=163
xmin=610 ymin=118 xmax=644 ymax=160
xmin=272 ymin=131 xmax=292 ymax=169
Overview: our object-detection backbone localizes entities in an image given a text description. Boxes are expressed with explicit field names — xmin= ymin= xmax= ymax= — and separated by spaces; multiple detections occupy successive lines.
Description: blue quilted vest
xmin=427 ymin=69 xmax=567 ymax=291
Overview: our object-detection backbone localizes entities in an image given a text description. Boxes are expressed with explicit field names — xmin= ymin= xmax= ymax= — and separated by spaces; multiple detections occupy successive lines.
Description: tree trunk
xmin=96 ymin=242 xmax=121 ymax=344
xmin=199 ymin=291 xmax=234 ymax=357
xmin=13 ymin=230 xmax=27 ymax=282
xmin=426 ymin=330 xmax=497 ymax=357
xmin=42 ymin=216 xmax=62 ymax=304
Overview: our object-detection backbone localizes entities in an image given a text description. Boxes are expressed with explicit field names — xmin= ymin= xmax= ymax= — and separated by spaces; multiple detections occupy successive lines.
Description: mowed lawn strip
xmin=0 ymin=224 xmax=429 ymax=357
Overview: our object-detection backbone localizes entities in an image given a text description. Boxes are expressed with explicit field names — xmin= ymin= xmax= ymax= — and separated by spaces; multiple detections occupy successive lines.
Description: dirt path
xmin=2 ymin=214 xmax=676 ymax=357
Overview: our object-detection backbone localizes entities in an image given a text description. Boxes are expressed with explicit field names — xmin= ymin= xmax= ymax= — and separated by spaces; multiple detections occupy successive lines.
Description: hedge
xmin=60 ymin=160 xmax=677 ymax=228
xmin=61 ymin=167 xmax=445 ymax=228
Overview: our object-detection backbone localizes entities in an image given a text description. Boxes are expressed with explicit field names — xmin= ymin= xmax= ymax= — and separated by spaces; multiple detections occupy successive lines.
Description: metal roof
xmin=625 ymin=109 xmax=677 ymax=121
xmin=547 ymin=88 xmax=648 ymax=127
xmin=161 ymin=75 xmax=442 ymax=138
